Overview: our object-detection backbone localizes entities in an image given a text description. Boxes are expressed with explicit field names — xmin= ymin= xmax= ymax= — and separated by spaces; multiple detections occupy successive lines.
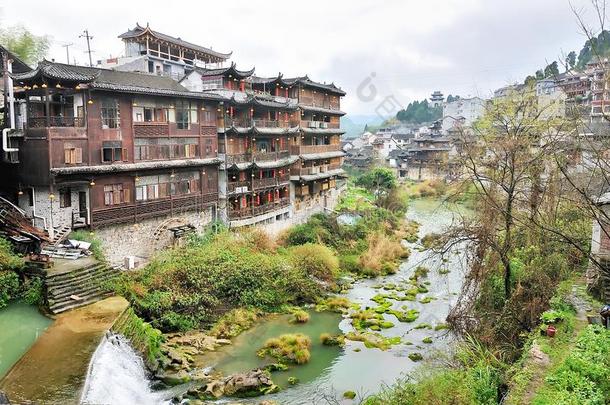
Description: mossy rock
xmin=419 ymin=296 xmax=433 ymax=304
xmin=287 ymin=376 xmax=299 ymax=385
xmin=434 ymin=323 xmax=450 ymax=331
xmin=264 ymin=363 xmax=289 ymax=372
xmin=408 ymin=352 xmax=423 ymax=362
xmin=343 ymin=390 xmax=357 ymax=399
xmin=422 ymin=337 xmax=433 ymax=344
xmin=414 ymin=323 xmax=432 ymax=330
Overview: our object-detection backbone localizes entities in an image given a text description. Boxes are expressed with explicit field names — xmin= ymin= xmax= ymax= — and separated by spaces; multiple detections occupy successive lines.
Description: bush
xmin=209 ymin=308 xmax=260 ymax=338
xmin=288 ymin=243 xmax=339 ymax=281
xmin=290 ymin=308 xmax=310 ymax=323
xmin=283 ymin=223 xmax=321 ymax=246
xmin=258 ymin=333 xmax=312 ymax=365
xmin=0 ymin=271 xmax=20 ymax=309
xmin=21 ymin=277 xmax=44 ymax=306
xmin=111 ymin=231 xmax=327 ymax=332
xmin=359 ymin=231 xmax=406 ymax=276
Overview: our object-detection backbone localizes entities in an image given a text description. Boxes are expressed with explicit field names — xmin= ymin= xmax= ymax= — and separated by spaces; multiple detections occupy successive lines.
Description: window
xmin=134 ymin=138 xmax=198 ymax=160
xmin=64 ymin=143 xmax=83 ymax=164
xmin=103 ymin=184 xmax=129 ymax=206
xmin=59 ymin=188 xmax=71 ymax=208
xmin=175 ymin=101 xmax=196 ymax=129
xmin=101 ymin=99 xmax=120 ymax=129
xmin=102 ymin=141 xmax=126 ymax=163
xmin=135 ymin=171 xmax=200 ymax=201
xmin=201 ymin=78 xmax=223 ymax=91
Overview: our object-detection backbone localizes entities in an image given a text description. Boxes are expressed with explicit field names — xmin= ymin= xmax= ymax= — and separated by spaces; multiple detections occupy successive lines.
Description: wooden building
xmin=4 ymin=61 xmax=221 ymax=238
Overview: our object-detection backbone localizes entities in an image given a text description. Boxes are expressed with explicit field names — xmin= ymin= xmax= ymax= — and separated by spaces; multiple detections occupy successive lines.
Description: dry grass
xmin=359 ymin=231 xmax=408 ymax=276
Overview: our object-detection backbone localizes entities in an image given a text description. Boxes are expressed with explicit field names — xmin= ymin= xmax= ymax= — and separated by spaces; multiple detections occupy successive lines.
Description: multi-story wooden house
xmin=1 ymin=26 xmax=346 ymax=261
xmin=3 ymin=61 xmax=222 ymax=259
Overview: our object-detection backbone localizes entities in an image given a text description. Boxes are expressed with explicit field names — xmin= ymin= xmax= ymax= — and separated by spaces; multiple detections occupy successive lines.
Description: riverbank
xmin=0 ymin=296 xmax=128 ymax=404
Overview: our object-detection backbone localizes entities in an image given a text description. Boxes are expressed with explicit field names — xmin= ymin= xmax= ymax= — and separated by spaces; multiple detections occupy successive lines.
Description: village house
xmin=0 ymin=26 xmax=346 ymax=263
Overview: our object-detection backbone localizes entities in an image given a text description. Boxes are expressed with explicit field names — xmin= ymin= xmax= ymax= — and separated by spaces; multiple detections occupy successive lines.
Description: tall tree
xmin=566 ymin=50 xmax=577 ymax=70
xmin=0 ymin=25 xmax=50 ymax=66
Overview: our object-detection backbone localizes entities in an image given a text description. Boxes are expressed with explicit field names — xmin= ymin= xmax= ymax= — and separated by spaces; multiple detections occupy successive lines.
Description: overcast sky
xmin=0 ymin=0 xmax=598 ymax=117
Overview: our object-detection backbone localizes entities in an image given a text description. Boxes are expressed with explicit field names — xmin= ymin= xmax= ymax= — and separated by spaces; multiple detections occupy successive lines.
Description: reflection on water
xmin=0 ymin=302 xmax=52 ymax=379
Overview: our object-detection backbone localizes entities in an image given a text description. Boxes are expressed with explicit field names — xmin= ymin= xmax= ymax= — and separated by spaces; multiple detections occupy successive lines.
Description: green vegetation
xmin=69 ymin=230 xmax=105 ymax=261
xmin=395 ymin=99 xmax=442 ymax=124
xmin=257 ymin=333 xmax=312 ymax=365
xmin=320 ymin=333 xmax=345 ymax=346
xmin=0 ymin=24 xmax=49 ymax=65
xmin=290 ymin=308 xmax=310 ymax=323
xmin=112 ymin=230 xmax=328 ymax=332
xmin=287 ymin=244 xmax=339 ymax=282
xmin=0 ymin=270 xmax=20 ymax=309
xmin=112 ymin=307 xmax=165 ymax=370
xmin=343 ymin=390 xmax=357 ymax=400
xmin=532 ymin=325 xmax=610 ymax=404
xmin=408 ymin=353 xmax=423 ymax=362
xmin=209 ymin=308 xmax=261 ymax=339
xmin=0 ymin=237 xmax=43 ymax=309
xmin=345 ymin=331 xmax=401 ymax=350
xmin=336 ymin=186 xmax=375 ymax=211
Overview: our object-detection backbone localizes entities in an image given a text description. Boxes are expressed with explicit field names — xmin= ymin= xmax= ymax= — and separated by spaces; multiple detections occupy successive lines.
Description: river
xmin=81 ymin=198 xmax=466 ymax=404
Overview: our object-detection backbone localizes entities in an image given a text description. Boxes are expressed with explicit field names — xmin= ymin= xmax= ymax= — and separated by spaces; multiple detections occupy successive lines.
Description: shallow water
xmin=205 ymin=198 xmax=467 ymax=403
xmin=0 ymin=302 xmax=52 ymax=379
xmin=203 ymin=311 xmax=342 ymax=388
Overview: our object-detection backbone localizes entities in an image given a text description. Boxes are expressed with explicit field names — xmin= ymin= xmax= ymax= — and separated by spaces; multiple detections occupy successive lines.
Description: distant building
xmin=99 ymin=23 xmax=232 ymax=80
xmin=430 ymin=90 xmax=444 ymax=108
xmin=441 ymin=97 xmax=485 ymax=133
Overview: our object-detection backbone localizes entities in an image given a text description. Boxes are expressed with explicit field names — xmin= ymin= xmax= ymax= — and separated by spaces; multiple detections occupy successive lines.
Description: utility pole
xmin=79 ymin=29 xmax=94 ymax=67
xmin=61 ymin=43 xmax=73 ymax=64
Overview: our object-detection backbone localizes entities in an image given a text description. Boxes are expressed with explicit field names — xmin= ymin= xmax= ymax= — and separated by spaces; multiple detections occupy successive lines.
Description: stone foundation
xmin=94 ymin=207 xmax=214 ymax=266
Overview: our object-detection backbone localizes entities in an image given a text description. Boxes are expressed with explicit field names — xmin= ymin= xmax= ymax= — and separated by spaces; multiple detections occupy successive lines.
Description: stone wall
xmin=94 ymin=206 xmax=215 ymax=266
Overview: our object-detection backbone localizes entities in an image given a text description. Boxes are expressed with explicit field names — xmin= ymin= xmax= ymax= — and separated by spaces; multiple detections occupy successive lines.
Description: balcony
xmin=252 ymin=174 xmax=290 ymax=190
xmin=225 ymin=150 xmax=290 ymax=165
xmin=133 ymin=122 xmax=170 ymax=137
xmin=229 ymin=197 xmax=290 ymax=220
xmin=296 ymin=164 xmax=342 ymax=176
xmin=28 ymin=116 xmax=85 ymax=128
xmin=290 ymin=144 xmax=341 ymax=155
xmin=90 ymin=192 xmax=218 ymax=227
xmin=223 ymin=118 xmax=298 ymax=129
xmin=300 ymin=120 xmax=340 ymax=129
xmin=227 ymin=180 xmax=250 ymax=194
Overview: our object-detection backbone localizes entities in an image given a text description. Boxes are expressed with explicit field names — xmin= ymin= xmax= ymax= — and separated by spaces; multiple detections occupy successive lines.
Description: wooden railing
xmin=28 ymin=116 xmax=85 ymax=128
xmin=226 ymin=150 xmax=290 ymax=165
xmin=300 ymin=120 xmax=340 ymax=129
xmin=227 ymin=180 xmax=250 ymax=194
xmin=224 ymin=118 xmax=298 ymax=129
xmin=296 ymin=164 xmax=342 ymax=176
xmin=133 ymin=122 xmax=170 ymax=137
xmin=91 ymin=192 xmax=217 ymax=227
xmin=290 ymin=144 xmax=341 ymax=155
xmin=229 ymin=198 xmax=290 ymax=220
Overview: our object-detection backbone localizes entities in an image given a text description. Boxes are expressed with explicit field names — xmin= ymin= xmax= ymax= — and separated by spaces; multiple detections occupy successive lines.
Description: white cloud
xmin=0 ymin=0 xmax=596 ymax=115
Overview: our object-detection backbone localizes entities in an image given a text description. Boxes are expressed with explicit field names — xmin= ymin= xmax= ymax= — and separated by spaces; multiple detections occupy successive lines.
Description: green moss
xmin=209 ymin=308 xmax=260 ymax=339
xmin=422 ymin=337 xmax=433 ymax=344
xmin=112 ymin=307 xmax=165 ymax=370
xmin=408 ymin=352 xmax=423 ymax=362
xmin=320 ymin=333 xmax=345 ymax=346
xmin=343 ymin=390 xmax=357 ymax=399
xmin=290 ymin=308 xmax=310 ymax=323
xmin=387 ymin=308 xmax=419 ymax=323
xmin=287 ymin=376 xmax=299 ymax=385
xmin=434 ymin=323 xmax=450 ymax=331
xmin=346 ymin=331 xmax=401 ymax=350
xmin=414 ymin=323 xmax=432 ymax=330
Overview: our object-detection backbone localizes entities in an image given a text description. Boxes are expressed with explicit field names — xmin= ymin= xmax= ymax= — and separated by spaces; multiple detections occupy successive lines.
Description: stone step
xmin=48 ymin=272 xmax=118 ymax=302
xmin=49 ymin=291 xmax=114 ymax=314
xmin=46 ymin=264 xmax=109 ymax=287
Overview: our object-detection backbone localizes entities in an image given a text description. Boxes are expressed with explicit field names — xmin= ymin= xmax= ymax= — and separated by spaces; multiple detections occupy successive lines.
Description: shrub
xmin=320 ymin=333 xmax=345 ymax=346
xmin=343 ymin=390 xmax=357 ymax=399
xmin=258 ymin=333 xmax=312 ymax=365
xmin=284 ymin=223 xmax=321 ymax=246
xmin=288 ymin=243 xmax=339 ymax=281
xmin=209 ymin=308 xmax=260 ymax=338
xmin=21 ymin=277 xmax=44 ymax=306
xmin=0 ymin=271 xmax=20 ymax=309
xmin=290 ymin=308 xmax=310 ymax=323
xmin=359 ymin=231 xmax=405 ymax=276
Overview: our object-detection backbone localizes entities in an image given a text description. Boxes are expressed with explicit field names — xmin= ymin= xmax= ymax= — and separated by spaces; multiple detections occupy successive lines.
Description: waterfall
xmin=80 ymin=333 xmax=167 ymax=405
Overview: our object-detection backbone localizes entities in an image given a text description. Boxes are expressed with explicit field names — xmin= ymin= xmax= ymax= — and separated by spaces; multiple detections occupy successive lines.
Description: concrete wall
xmin=17 ymin=186 xmax=88 ymax=232
xmin=94 ymin=206 xmax=215 ymax=266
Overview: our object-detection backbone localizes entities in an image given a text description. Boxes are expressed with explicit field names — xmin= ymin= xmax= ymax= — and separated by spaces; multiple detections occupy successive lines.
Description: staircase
xmin=46 ymin=262 xmax=120 ymax=314
xmin=49 ymin=225 xmax=71 ymax=246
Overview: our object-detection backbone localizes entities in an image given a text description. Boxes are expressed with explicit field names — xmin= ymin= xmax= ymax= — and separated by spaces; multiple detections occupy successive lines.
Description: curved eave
xmin=253 ymin=156 xmax=298 ymax=169
xmin=12 ymin=61 xmax=99 ymax=84
xmin=295 ymin=168 xmax=346 ymax=182
xmin=297 ymin=76 xmax=346 ymax=96
xmin=299 ymin=105 xmax=346 ymax=116
xmin=50 ymin=158 xmax=221 ymax=176
xmin=91 ymin=83 xmax=224 ymax=100
xmin=300 ymin=128 xmax=345 ymax=135
xmin=299 ymin=151 xmax=346 ymax=161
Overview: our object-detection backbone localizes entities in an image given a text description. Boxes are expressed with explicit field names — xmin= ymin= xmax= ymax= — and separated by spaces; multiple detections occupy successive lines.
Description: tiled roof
xmin=50 ymin=158 xmax=221 ymax=176
xmin=13 ymin=61 xmax=224 ymax=100
xmin=198 ymin=62 xmax=254 ymax=79
xmin=299 ymin=150 xmax=346 ymax=161
xmin=251 ymin=74 xmax=346 ymax=96
xmin=300 ymin=127 xmax=345 ymax=135
xmin=299 ymin=104 xmax=346 ymax=116
xmin=0 ymin=46 xmax=31 ymax=74
xmin=298 ymin=168 xmax=346 ymax=182
xmin=118 ymin=24 xmax=231 ymax=60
